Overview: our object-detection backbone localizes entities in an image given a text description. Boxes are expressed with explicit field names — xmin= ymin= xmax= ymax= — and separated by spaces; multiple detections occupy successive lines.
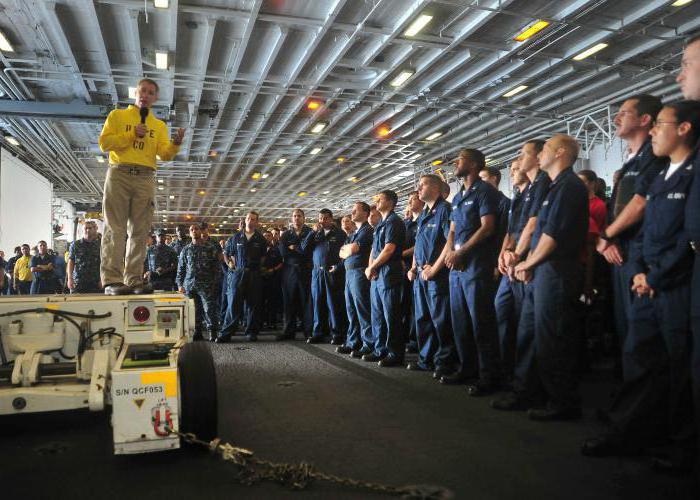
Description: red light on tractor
xmin=307 ymin=100 xmax=322 ymax=111
xmin=133 ymin=306 xmax=150 ymax=323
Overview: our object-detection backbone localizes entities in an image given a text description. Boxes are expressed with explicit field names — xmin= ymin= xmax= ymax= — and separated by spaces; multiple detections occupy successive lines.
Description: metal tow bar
xmin=166 ymin=428 xmax=453 ymax=499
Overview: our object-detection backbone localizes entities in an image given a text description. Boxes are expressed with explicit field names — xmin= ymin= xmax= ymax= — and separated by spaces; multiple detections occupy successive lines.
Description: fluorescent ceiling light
xmin=404 ymin=14 xmax=433 ymax=37
xmin=347 ymin=177 xmax=359 ymax=182
xmin=370 ymin=163 xmax=382 ymax=169
xmin=514 ymin=20 xmax=550 ymax=42
xmin=158 ymin=186 xmax=164 ymax=191
xmin=672 ymin=0 xmax=693 ymax=5
xmin=276 ymin=158 xmax=286 ymax=164
xmin=96 ymin=156 xmax=105 ymax=163
xmin=410 ymin=154 xmax=421 ymax=160
xmin=250 ymin=188 xmax=257 ymax=192
xmin=390 ymin=70 xmax=415 ymax=88
xmin=0 ymin=31 xmax=14 ymax=52
xmin=157 ymin=178 xmax=164 ymax=183
xmin=154 ymin=0 xmax=169 ymax=8
xmin=311 ymin=122 xmax=327 ymax=134
xmin=234 ymin=209 xmax=240 ymax=213
xmin=5 ymin=136 xmax=19 ymax=146
xmin=155 ymin=50 xmax=168 ymax=69
xmin=261 ymin=173 xmax=270 ymax=179
xmin=396 ymin=171 xmax=413 ymax=178
xmin=310 ymin=147 xmax=322 ymax=154
xmin=503 ymin=85 xmax=529 ymax=98
xmin=425 ymin=132 xmax=442 ymax=141
xmin=322 ymin=190 xmax=330 ymax=194
xmin=169 ymin=195 xmax=175 ymax=200
xmin=573 ymin=43 xmax=608 ymax=61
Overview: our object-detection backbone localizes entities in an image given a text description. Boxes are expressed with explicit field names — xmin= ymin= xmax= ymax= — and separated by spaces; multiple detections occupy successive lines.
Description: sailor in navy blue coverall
xmin=337 ymin=201 xmax=374 ymax=356
xmin=363 ymin=190 xmax=406 ymax=367
xmin=218 ymin=211 xmax=268 ymax=342
xmin=493 ymin=160 xmax=530 ymax=385
xmin=595 ymin=95 xmax=665 ymax=355
xmin=303 ymin=209 xmax=348 ymax=344
xmin=440 ymin=149 xmax=501 ymax=394
xmin=509 ymin=135 xmax=589 ymax=420
xmin=407 ymin=174 xmax=456 ymax=377
xmin=276 ymin=209 xmax=313 ymax=340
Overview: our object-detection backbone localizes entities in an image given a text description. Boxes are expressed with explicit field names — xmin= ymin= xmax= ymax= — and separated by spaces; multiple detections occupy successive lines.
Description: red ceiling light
xmin=307 ymin=100 xmax=322 ymax=111
xmin=377 ymin=125 xmax=391 ymax=138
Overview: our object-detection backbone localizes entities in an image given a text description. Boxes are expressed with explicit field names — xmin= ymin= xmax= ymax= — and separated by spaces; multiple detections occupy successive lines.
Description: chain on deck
xmin=167 ymin=428 xmax=453 ymax=499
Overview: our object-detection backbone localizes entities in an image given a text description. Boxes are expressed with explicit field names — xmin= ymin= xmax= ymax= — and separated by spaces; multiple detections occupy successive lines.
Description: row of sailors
xmin=176 ymin=87 xmax=700 ymax=471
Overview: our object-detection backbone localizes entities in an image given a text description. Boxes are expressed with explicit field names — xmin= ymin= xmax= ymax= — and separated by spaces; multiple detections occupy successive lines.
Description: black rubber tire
xmin=178 ymin=342 xmax=218 ymax=442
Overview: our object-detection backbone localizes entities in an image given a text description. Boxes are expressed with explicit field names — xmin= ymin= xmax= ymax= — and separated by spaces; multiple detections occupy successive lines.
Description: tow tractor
xmin=0 ymin=292 xmax=217 ymax=454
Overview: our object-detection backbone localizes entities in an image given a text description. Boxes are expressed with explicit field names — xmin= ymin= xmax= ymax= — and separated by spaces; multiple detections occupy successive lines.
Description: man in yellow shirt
xmin=12 ymin=244 xmax=33 ymax=295
xmin=98 ymin=78 xmax=185 ymax=295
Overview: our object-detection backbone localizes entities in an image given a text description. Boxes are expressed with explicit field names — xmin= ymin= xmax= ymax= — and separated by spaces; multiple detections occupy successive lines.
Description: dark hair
xmin=319 ymin=208 xmax=333 ymax=218
xmin=594 ymin=178 xmax=607 ymax=200
xmin=481 ymin=166 xmax=501 ymax=184
xmin=525 ymin=139 xmax=545 ymax=153
xmin=137 ymin=78 xmax=159 ymax=93
xmin=577 ymin=169 xmax=597 ymax=183
xmin=407 ymin=190 xmax=419 ymax=199
xmin=355 ymin=201 xmax=371 ymax=214
xmin=176 ymin=225 xmax=187 ymax=231
xmin=21 ymin=244 xmax=29 ymax=249
xmin=38 ymin=240 xmax=47 ymax=246
xmin=292 ymin=208 xmax=305 ymax=217
xmin=624 ymin=94 xmax=663 ymax=124
xmin=666 ymin=100 xmax=700 ymax=145
xmin=247 ymin=211 xmax=260 ymax=218
xmin=379 ymin=190 xmax=398 ymax=208
xmin=459 ymin=148 xmax=486 ymax=169
xmin=14 ymin=246 xmax=20 ymax=253
xmin=199 ymin=222 xmax=209 ymax=229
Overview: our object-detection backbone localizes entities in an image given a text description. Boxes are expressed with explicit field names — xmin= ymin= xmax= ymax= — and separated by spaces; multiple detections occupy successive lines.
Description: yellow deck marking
xmin=141 ymin=371 xmax=178 ymax=397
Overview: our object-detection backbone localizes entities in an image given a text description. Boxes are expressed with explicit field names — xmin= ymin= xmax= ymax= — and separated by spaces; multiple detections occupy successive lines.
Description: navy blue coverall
xmin=220 ymin=229 xmax=268 ymax=340
xmin=448 ymin=179 xmax=500 ymax=383
xmin=343 ymin=222 xmax=374 ymax=352
xmin=607 ymin=139 xmax=666 ymax=350
xmin=413 ymin=198 xmax=456 ymax=371
xmin=279 ymin=225 xmax=313 ymax=338
xmin=370 ymin=211 xmax=406 ymax=360
xmin=511 ymin=170 xmax=551 ymax=398
xmin=302 ymin=225 xmax=347 ymax=341
xmin=688 ymin=151 xmax=700 ymax=457
xmin=518 ymin=167 xmax=588 ymax=411
xmin=403 ymin=217 xmax=419 ymax=349
xmin=494 ymin=185 xmax=526 ymax=383
xmin=607 ymin=158 xmax=696 ymax=451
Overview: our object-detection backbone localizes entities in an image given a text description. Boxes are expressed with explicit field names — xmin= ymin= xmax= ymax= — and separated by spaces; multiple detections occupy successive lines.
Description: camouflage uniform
xmin=68 ymin=238 xmax=102 ymax=293
xmin=170 ymin=237 xmax=191 ymax=256
xmin=176 ymin=241 xmax=222 ymax=340
xmin=146 ymin=243 xmax=178 ymax=291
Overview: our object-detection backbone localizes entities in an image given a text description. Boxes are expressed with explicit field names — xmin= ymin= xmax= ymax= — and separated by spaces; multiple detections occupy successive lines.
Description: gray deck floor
xmin=1 ymin=334 xmax=697 ymax=499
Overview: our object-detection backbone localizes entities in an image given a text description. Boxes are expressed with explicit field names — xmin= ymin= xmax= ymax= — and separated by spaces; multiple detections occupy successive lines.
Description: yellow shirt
xmin=98 ymin=105 xmax=180 ymax=169
xmin=13 ymin=255 xmax=32 ymax=282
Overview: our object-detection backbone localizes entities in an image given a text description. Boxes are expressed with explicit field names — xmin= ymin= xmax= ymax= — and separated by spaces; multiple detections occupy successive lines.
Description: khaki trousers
xmin=100 ymin=164 xmax=155 ymax=287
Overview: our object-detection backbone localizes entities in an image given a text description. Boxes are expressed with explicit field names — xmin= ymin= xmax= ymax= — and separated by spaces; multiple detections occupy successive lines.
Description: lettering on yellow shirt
xmin=98 ymin=105 xmax=180 ymax=169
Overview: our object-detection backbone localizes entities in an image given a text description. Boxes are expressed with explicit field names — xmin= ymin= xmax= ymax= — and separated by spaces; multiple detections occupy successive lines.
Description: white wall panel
xmin=0 ymin=148 xmax=53 ymax=253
